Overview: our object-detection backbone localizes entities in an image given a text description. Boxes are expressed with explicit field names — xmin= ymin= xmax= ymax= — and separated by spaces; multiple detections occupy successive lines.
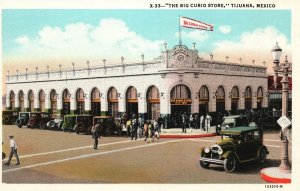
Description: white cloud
xmin=12 ymin=18 xmax=164 ymax=67
xmin=219 ymin=25 xmax=232 ymax=34
xmin=209 ymin=26 xmax=291 ymax=74
xmin=15 ymin=35 xmax=29 ymax=45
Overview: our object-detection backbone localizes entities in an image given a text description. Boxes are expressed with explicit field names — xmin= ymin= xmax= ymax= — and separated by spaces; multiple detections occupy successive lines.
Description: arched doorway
xmin=245 ymin=86 xmax=252 ymax=110
xmin=231 ymin=86 xmax=239 ymax=115
xmin=257 ymin=86 xmax=263 ymax=111
xmin=107 ymin=87 xmax=119 ymax=118
xmin=19 ymin=90 xmax=24 ymax=112
xmin=9 ymin=91 xmax=15 ymax=110
xmin=146 ymin=86 xmax=160 ymax=120
xmin=199 ymin=85 xmax=209 ymax=116
xmin=216 ymin=86 xmax=225 ymax=114
xmin=28 ymin=90 xmax=35 ymax=112
xmin=50 ymin=90 xmax=58 ymax=117
xmin=91 ymin=88 xmax=101 ymax=116
xmin=126 ymin=86 xmax=138 ymax=117
xmin=76 ymin=88 xmax=85 ymax=114
xmin=62 ymin=89 xmax=71 ymax=116
xmin=170 ymin=84 xmax=191 ymax=128
xmin=38 ymin=90 xmax=45 ymax=112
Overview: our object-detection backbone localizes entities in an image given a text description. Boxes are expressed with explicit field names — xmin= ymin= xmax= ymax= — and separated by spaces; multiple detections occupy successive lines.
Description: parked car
xmin=114 ymin=117 xmax=127 ymax=134
xmin=256 ymin=111 xmax=282 ymax=129
xmin=199 ymin=126 xmax=269 ymax=173
xmin=93 ymin=116 xmax=122 ymax=136
xmin=216 ymin=115 xmax=249 ymax=135
xmin=15 ymin=112 xmax=31 ymax=128
xmin=46 ymin=118 xmax=63 ymax=130
xmin=2 ymin=110 xmax=19 ymax=125
xmin=27 ymin=112 xmax=53 ymax=129
xmin=62 ymin=115 xmax=94 ymax=134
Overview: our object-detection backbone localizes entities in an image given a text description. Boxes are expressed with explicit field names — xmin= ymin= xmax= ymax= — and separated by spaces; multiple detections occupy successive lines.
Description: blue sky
xmin=2 ymin=9 xmax=291 ymax=74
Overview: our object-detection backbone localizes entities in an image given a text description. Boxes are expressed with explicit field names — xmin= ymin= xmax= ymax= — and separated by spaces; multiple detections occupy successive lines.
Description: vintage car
xmin=2 ymin=110 xmax=19 ymax=125
xmin=93 ymin=116 xmax=122 ymax=136
xmin=15 ymin=112 xmax=31 ymax=128
xmin=114 ymin=117 xmax=127 ymax=134
xmin=62 ymin=114 xmax=94 ymax=134
xmin=256 ymin=110 xmax=282 ymax=129
xmin=46 ymin=118 xmax=63 ymax=130
xmin=216 ymin=115 xmax=249 ymax=135
xmin=199 ymin=126 xmax=269 ymax=173
xmin=27 ymin=112 xmax=53 ymax=129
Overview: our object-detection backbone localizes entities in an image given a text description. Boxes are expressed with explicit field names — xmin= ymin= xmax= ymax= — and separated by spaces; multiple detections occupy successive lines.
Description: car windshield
xmin=222 ymin=134 xmax=241 ymax=140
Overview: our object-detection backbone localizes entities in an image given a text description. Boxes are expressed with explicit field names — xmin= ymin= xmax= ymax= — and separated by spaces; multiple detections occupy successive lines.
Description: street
xmin=2 ymin=125 xmax=292 ymax=183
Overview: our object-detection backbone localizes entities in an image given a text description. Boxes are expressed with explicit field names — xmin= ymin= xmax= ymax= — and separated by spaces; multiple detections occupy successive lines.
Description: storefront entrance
xmin=170 ymin=84 xmax=191 ymax=128
xmin=126 ymin=86 xmax=138 ymax=118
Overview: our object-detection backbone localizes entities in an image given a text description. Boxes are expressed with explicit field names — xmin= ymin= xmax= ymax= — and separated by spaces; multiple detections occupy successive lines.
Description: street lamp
xmin=261 ymin=42 xmax=291 ymax=183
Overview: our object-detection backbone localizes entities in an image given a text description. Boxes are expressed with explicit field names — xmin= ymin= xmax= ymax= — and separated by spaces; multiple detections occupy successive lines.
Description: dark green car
xmin=199 ymin=126 xmax=269 ymax=172
xmin=15 ymin=112 xmax=31 ymax=128
xmin=2 ymin=110 xmax=19 ymax=125
xmin=61 ymin=114 xmax=94 ymax=134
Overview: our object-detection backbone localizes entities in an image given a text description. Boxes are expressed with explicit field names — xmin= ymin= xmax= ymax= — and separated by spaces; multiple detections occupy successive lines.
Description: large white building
xmin=6 ymin=44 xmax=268 ymax=125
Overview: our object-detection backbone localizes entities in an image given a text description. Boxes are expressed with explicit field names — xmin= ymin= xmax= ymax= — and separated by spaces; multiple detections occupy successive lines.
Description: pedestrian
xmin=91 ymin=123 xmax=101 ymax=150
xmin=126 ymin=119 xmax=132 ymax=137
xmin=193 ymin=114 xmax=199 ymax=129
xmin=205 ymin=113 xmax=212 ymax=132
xmin=200 ymin=114 xmax=205 ymax=131
xmin=182 ymin=112 xmax=187 ymax=133
xmin=131 ymin=118 xmax=138 ymax=140
xmin=157 ymin=114 xmax=163 ymax=133
xmin=154 ymin=119 xmax=160 ymax=139
xmin=147 ymin=121 xmax=155 ymax=143
xmin=189 ymin=114 xmax=194 ymax=129
xmin=4 ymin=135 xmax=20 ymax=166
xmin=144 ymin=121 xmax=149 ymax=141
xmin=138 ymin=114 xmax=144 ymax=138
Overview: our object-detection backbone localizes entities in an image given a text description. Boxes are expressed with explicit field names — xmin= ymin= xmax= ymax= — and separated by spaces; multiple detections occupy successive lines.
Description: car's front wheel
xmin=224 ymin=155 xmax=237 ymax=173
xmin=200 ymin=160 xmax=210 ymax=169
xmin=258 ymin=148 xmax=267 ymax=164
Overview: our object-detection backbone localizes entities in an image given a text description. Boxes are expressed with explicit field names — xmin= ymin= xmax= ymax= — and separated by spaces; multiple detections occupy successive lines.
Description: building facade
xmin=6 ymin=44 xmax=269 ymax=124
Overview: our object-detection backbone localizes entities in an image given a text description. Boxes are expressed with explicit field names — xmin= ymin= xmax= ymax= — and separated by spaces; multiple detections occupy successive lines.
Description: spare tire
xmin=75 ymin=122 xmax=84 ymax=134
xmin=48 ymin=120 xmax=55 ymax=129
xmin=16 ymin=118 xmax=23 ymax=128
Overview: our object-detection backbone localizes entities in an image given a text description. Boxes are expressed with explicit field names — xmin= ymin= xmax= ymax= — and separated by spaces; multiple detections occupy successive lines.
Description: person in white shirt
xmin=4 ymin=135 xmax=20 ymax=166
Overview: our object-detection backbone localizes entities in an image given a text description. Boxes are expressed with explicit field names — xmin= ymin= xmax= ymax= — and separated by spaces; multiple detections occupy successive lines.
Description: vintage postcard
xmin=1 ymin=0 xmax=299 ymax=191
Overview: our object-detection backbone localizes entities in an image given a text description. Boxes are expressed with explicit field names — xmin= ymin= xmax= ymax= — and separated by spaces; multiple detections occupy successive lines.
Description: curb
xmin=260 ymin=168 xmax=291 ymax=184
xmin=160 ymin=133 xmax=216 ymax=138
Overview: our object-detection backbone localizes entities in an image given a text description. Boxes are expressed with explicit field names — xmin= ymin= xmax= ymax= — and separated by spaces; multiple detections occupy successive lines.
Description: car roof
xmin=220 ymin=126 xmax=260 ymax=135
xmin=224 ymin=115 xmax=242 ymax=119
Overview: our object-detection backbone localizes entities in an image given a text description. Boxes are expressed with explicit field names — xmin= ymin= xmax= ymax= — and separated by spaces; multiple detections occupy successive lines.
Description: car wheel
xmin=39 ymin=121 xmax=46 ymax=129
xmin=64 ymin=122 xmax=72 ymax=132
xmin=75 ymin=122 xmax=84 ymax=134
xmin=258 ymin=148 xmax=267 ymax=164
xmin=16 ymin=119 xmax=23 ymax=128
xmin=224 ymin=155 xmax=237 ymax=173
xmin=57 ymin=122 xmax=63 ymax=131
xmin=48 ymin=120 xmax=55 ymax=129
xmin=200 ymin=160 xmax=210 ymax=169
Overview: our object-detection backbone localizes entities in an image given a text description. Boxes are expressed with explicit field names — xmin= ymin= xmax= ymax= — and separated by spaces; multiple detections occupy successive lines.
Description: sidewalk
xmin=160 ymin=126 xmax=217 ymax=138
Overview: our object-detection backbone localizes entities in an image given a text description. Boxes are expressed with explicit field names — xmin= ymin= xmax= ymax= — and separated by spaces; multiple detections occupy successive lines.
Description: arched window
xmin=50 ymin=89 xmax=58 ymax=115
xmin=199 ymin=85 xmax=209 ymax=115
xmin=147 ymin=86 xmax=160 ymax=120
xmin=39 ymin=90 xmax=45 ymax=112
xmin=257 ymin=86 xmax=264 ymax=110
xmin=62 ymin=89 xmax=71 ymax=116
xmin=231 ymin=86 xmax=239 ymax=114
xmin=91 ymin=87 xmax=101 ymax=116
xmin=126 ymin=86 xmax=138 ymax=116
xmin=216 ymin=86 xmax=225 ymax=114
xmin=76 ymin=88 xmax=85 ymax=114
xmin=245 ymin=86 xmax=252 ymax=110
xmin=107 ymin=87 xmax=118 ymax=118
xmin=171 ymin=84 xmax=191 ymax=99
xmin=28 ymin=90 xmax=34 ymax=112
xmin=9 ymin=91 xmax=15 ymax=110
xmin=19 ymin=90 xmax=24 ymax=112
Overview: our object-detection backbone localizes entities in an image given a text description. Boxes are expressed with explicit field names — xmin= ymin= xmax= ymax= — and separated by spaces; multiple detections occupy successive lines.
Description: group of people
xmin=125 ymin=114 xmax=161 ymax=143
xmin=170 ymin=112 xmax=212 ymax=132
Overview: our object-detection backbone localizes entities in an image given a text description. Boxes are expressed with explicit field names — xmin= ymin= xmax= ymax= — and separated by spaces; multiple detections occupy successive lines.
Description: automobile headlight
xmin=217 ymin=148 xmax=223 ymax=155
xmin=226 ymin=125 xmax=229 ymax=129
xmin=204 ymin=147 xmax=210 ymax=153
xmin=217 ymin=125 xmax=220 ymax=127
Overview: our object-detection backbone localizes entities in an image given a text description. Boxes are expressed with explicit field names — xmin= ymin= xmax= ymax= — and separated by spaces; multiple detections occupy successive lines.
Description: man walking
xmin=4 ymin=135 xmax=20 ymax=166
xmin=92 ymin=123 xmax=101 ymax=150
